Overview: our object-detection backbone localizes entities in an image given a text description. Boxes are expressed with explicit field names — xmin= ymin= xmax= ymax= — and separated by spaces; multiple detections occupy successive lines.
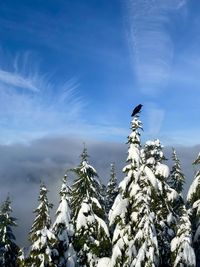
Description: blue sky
xmin=0 ymin=0 xmax=199 ymax=145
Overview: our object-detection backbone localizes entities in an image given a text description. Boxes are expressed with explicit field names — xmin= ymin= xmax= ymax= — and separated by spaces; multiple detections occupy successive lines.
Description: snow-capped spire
xmin=126 ymin=117 xmax=143 ymax=167
xmin=80 ymin=143 xmax=89 ymax=162
xmin=109 ymin=114 xmax=146 ymax=267
xmin=28 ymin=183 xmax=57 ymax=267
xmin=71 ymin=148 xmax=111 ymax=267
xmin=168 ymin=148 xmax=185 ymax=194
xmin=52 ymin=174 xmax=76 ymax=267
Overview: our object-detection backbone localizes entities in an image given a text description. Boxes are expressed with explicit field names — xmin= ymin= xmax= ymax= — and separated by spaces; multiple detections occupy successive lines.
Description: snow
xmin=130 ymin=183 xmax=140 ymax=198
xmin=76 ymin=201 xmax=94 ymax=230
xmin=144 ymin=166 xmax=158 ymax=189
xmin=127 ymin=144 xmax=140 ymax=167
xmin=111 ymin=244 xmax=122 ymax=266
xmin=109 ymin=194 xmax=128 ymax=225
xmin=187 ymin=171 xmax=200 ymax=202
xmin=155 ymin=163 xmax=169 ymax=178
xmin=80 ymin=160 xmax=97 ymax=175
xmin=146 ymin=157 xmax=156 ymax=165
xmin=171 ymin=208 xmax=196 ymax=267
xmin=168 ymin=188 xmax=179 ymax=202
xmin=97 ymin=257 xmax=110 ymax=267
xmin=91 ymin=197 xmax=102 ymax=209
xmin=167 ymin=213 xmax=174 ymax=225
xmin=131 ymin=211 xmax=138 ymax=222
xmin=122 ymin=163 xmax=132 ymax=172
xmin=192 ymin=199 xmax=200 ymax=209
xmin=53 ymin=198 xmax=71 ymax=227
xmin=119 ymin=175 xmax=131 ymax=192
xmin=32 ymin=227 xmax=56 ymax=250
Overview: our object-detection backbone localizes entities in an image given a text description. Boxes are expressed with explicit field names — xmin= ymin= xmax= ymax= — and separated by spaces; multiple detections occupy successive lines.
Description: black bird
xmin=131 ymin=104 xmax=143 ymax=117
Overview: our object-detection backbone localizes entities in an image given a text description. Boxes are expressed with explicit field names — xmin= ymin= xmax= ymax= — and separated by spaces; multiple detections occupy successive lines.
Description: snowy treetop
xmin=155 ymin=163 xmax=169 ymax=179
xmin=145 ymin=139 xmax=162 ymax=148
xmin=80 ymin=160 xmax=97 ymax=176
xmin=131 ymin=117 xmax=142 ymax=130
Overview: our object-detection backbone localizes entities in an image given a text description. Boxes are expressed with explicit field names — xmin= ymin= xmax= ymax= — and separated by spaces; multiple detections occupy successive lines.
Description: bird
xmin=131 ymin=104 xmax=143 ymax=117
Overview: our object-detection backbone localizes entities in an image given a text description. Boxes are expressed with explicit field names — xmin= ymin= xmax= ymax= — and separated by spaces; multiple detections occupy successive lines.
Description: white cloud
xmin=146 ymin=106 xmax=165 ymax=138
xmin=0 ymin=69 xmax=40 ymax=92
xmin=0 ymin=52 xmax=87 ymax=142
xmin=126 ymin=0 xmax=187 ymax=95
xmin=0 ymin=52 xmax=130 ymax=144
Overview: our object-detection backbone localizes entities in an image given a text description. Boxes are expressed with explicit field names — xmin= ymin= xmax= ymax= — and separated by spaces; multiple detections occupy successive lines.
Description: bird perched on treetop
xmin=131 ymin=104 xmax=143 ymax=117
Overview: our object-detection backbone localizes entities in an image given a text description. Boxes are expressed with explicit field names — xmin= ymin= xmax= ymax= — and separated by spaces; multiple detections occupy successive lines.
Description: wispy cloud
xmin=0 ymin=69 xmax=40 ymax=92
xmin=145 ymin=104 xmax=165 ymax=138
xmin=0 ymin=52 xmax=86 ymax=143
xmin=0 ymin=52 xmax=130 ymax=144
xmin=126 ymin=0 xmax=187 ymax=95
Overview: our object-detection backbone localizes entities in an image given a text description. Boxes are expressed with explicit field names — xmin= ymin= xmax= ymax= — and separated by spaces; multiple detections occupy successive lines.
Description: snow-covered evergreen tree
xmin=0 ymin=197 xmax=19 ymax=267
xmin=171 ymin=205 xmax=196 ymax=267
xmin=187 ymin=152 xmax=200 ymax=266
xmin=142 ymin=139 xmax=177 ymax=267
xmin=28 ymin=183 xmax=58 ymax=267
xmin=167 ymin=148 xmax=185 ymax=214
xmin=71 ymin=147 xmax=111 ymax=267
xmin=52 ymin=174 xmax=76 ymax=267
xmin=109 ymin=116 xmax=160 ymax=267
xmin=164 ymin=148 xmax=196 ymax=266
xmin=168 ymin=148 xmax=185 ymax=194
xmin=105 ymin=163 xmax=118 ymax=214
xmin=71 ymin=147 xmax=104 ymax=220
xmin=129 ymin=167 xmax=160 ymax=267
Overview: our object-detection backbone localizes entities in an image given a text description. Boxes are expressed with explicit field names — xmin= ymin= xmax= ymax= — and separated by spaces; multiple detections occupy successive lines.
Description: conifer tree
xmin=187 ymin=152 xmax=200 ymax=266
xmin=142 ymin=139 xmax=177 ymax=267
xmin=168 ymin=148 xmax=185 ymax=194
xmin=52 ymin=174 xmax=76 ymax=267
xmin=164 ymin=149 xmax=196 ymax=266
xmin=71 ymin=147 xmax=103 ymax=219
xmin=28 ymin=183 xmax=57 ymax=267
xmin=167 ymin=148 xmax=185 ymax=215
xmin=109 ymin=116 xmax=162 ymax=267
xmin=171 ymin=205 xmax=196 ymax=267
xmin=0 ymin=197 xmax=19 ymax=267
xmin=105 ymin=163 xmax=118 ymax=214
xmin=71 ymin=147 xmax=111 ymax=267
